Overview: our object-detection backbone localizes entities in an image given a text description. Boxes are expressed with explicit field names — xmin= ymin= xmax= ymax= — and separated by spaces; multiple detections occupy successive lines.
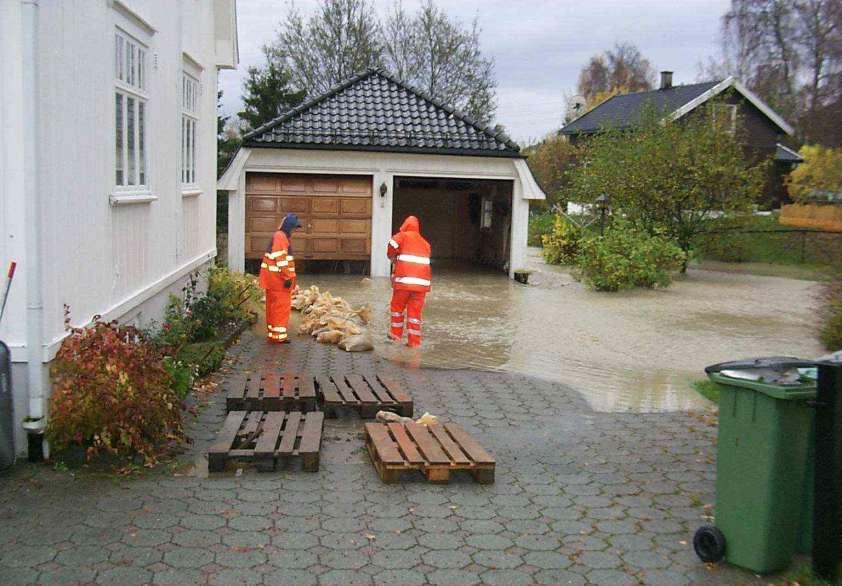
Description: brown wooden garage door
xmin=245 ymin=173 xmax=372 ymax=260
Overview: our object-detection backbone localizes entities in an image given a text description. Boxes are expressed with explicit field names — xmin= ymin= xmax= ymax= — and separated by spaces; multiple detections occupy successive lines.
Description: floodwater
xmin=290 ymin=249 xmax=825 ymax=413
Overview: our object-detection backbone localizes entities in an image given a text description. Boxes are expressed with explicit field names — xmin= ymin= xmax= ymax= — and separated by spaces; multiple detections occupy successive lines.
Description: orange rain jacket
xmin=387 ymin=216 xmax=432 ymax=293
xmin=259 ymin=231 xmax=296 ymax=291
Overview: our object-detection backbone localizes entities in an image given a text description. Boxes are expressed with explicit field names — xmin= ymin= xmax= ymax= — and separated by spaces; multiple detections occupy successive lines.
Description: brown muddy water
xmin=288 ymin=249 xmax=824 ymax=413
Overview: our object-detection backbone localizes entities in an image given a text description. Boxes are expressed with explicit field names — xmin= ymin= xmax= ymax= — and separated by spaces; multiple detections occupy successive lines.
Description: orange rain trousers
xmin=389 ymin=289 xmax=426 ymax=347
xmin=266 ymin=288 xmax=292 ymax=343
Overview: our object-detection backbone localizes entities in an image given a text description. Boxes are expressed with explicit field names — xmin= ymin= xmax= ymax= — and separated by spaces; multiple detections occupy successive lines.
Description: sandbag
xmin=292 ymin=284 xmax=373 ymax=349
xmin=375 ymin=410 xmax=413 ymax=423
xmin=338 ymin=331 xmax=374 ymax=352
xmin=415 ymin=412 xmax=439 ymax=426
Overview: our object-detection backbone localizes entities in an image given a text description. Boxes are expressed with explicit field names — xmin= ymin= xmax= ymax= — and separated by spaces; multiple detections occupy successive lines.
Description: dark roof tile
xmin=243 ymin=69 xmax=520 ymax=157
xmin=561 ymin=81 xmax=722 ymax=135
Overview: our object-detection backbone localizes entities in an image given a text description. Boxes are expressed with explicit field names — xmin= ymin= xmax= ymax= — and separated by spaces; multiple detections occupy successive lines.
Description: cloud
xmin=220 ymin=0 xmax=729 ymax=142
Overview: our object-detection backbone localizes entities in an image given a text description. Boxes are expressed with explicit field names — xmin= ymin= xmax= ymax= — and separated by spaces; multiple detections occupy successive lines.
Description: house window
xmin=481 ymin=197 xmax=493 ymax=229
xmin=181 ymin=72 xmax=199 ymax=185
xmin=712 ymin=103 xmax=738 ymax=136
xmin=114 ymin=30 xmax=148 ymax=189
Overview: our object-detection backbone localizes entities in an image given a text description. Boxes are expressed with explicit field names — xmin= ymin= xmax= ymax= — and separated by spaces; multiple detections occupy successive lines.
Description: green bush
xmin=205 ymin=265 xmax=261 ymax=325
xmin=542 ymin=215 xmax=582 ymax=265
xmin=575 ymin=223 xmax=686 ymax=291
xmin=155 ymin=295 xmax=200 ymax=349
xmin=163 ymin=357 xmax=194 ymax=401
xmin=820 ymin=272 xmax=842 ymax=350
xmin=154 ymin=266 xmax=259 ymax=349
xmin=178 ymin=341 xmax=226 ymax=377
xmin=528 ymin=211 xmax=556 ymax=247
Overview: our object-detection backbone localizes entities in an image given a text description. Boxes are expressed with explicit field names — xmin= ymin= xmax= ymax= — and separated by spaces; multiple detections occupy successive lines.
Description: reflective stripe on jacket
xmin=259 ymin=230 xmax=296 ymax=291
xmin=387 ymin=216 xmax=431 ymax=292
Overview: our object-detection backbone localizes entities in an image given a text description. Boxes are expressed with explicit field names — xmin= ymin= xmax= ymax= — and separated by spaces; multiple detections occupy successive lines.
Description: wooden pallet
xmin=317 ymin=374 xmax=413 ymax=418
xmin=208 ymin=411 xmax=324 ymax=473
xmin=365 ymin=422 xmax=495 ymax=484
xmin=225 ymin=371 xmax=317 ymax=413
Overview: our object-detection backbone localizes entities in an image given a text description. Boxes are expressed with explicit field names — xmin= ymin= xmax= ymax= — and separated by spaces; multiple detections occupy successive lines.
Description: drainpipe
xmin=21 ymin=0 xmax=45 ymax=460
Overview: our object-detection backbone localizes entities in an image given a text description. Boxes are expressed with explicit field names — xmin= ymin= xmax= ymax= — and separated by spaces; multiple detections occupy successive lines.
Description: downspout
xmin=21 ymin=0 xmax=45 ymax=458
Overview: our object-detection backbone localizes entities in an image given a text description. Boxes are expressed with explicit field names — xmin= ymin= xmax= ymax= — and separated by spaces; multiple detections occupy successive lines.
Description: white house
xmin=0 ymin=0 xmax=238 ymax=458
xmin=218 ymin=69 xmax=546 ymax=280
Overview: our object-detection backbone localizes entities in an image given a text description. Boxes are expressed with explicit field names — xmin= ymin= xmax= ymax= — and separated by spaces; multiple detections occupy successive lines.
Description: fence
xmin=698 ymin=227 xmax=842 ymax=266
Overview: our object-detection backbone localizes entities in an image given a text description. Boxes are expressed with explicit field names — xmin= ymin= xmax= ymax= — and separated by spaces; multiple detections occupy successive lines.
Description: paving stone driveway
xmin=0 ymin=330 xmax=772 ymax=585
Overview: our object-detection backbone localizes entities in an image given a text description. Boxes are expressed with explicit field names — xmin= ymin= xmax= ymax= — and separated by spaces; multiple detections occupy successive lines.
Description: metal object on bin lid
xmin=706 ymin=356 xmax=817 ymax=386
xmin=719 ymin=368 xmax=802 ymax=385
xmin=815 ymin=350 xmax=842 ymax=365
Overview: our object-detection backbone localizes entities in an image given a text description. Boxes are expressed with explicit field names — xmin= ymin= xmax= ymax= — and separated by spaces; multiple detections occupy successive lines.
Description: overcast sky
xmin=219 ymin=0 xmax=730 ymax=144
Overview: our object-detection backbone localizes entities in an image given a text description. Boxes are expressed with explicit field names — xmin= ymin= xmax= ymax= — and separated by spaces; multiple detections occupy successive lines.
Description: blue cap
xmin=280 ymin=213 xmax=300 ymax=235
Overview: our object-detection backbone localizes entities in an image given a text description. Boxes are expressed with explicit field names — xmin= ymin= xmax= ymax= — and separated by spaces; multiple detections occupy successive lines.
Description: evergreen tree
xmin=238 ymin=48 xmax=306 ymax=131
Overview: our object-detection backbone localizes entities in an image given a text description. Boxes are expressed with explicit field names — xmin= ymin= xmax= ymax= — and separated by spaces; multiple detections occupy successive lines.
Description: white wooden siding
xmin=0 ymin=0 xmax=29 ymax=348
xmin=182 ymin=195 xmax=204 ymax=259
xmin=2 ymin=0 xmax=223 ymax=360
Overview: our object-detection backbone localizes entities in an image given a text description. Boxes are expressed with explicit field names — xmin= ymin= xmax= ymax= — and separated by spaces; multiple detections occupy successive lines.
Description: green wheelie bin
xmin=694 ymin=357 xmax=817 ymax=574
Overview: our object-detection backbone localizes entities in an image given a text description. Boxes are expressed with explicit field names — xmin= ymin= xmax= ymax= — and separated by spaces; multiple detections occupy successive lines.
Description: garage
xmin=219 ymin=68 xmax=546 ymax=279
xmin=244 ymin=172 xmax=372 ymax=263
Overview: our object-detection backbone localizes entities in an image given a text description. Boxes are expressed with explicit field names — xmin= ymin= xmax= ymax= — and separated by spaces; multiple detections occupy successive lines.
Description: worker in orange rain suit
xmin=258 ymin=213 xmax=299 ymax=343
xmin=387 ymin=215 xmax=432 ymax=348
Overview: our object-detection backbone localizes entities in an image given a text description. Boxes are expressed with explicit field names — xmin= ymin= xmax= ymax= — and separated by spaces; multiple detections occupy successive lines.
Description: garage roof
xmin=242 ymin=68 xmax=522 ymax=157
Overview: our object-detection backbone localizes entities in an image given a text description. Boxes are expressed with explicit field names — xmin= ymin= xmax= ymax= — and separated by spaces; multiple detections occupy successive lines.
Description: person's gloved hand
xmin=284 ymin=279 xmax=292 ymax=288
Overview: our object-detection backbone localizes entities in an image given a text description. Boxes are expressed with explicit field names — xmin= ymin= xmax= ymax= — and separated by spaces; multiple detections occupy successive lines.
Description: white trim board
xmin=668 ymin=76 xmax=794 ymax=136
xmin=217 ymin=147 xmax=250 ymax=190
xmin=8 ymin=248 xmax=216 ymax=363
xmin=218 ymin=148 xmax=533 ymax=189
xmin=776 ymin=143 xmax=803 ymax=160
xmin=111 ymin=0 xmax=157 ymax=35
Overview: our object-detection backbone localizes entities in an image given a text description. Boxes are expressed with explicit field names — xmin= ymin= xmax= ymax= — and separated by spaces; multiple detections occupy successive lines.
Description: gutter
xmin=21 ymin=0 xmax=45 ymax=454
xmin=242 ymin=141 xmax=526 ymax=159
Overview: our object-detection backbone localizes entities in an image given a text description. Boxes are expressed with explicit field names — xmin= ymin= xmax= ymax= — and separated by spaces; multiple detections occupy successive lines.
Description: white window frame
xmin=481 ymin=197 xmax=493 ymax=229
xmin=181 ymin=70 xmax=200 ymax=191
xmin=113 ymin=28 xmax=151 ymax=200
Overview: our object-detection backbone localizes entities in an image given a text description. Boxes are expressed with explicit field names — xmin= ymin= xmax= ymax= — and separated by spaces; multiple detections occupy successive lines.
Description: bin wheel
xmin=694 ymin=525 xmax=726 ymax=563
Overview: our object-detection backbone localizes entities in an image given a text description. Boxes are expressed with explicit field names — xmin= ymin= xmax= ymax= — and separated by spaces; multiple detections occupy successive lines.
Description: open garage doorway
xmin=392 ymin=177 xmax=514 ymax=273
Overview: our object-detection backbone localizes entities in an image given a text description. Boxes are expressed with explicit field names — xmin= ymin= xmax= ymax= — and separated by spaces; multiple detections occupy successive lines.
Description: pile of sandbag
xmin=376 ymin=410 xmax=440 ymax=426
xmin=292 ymin=285 xmax=374 ymax=352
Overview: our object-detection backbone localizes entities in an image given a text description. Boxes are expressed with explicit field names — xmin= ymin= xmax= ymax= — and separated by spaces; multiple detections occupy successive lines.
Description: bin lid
xmin=705 ymin=356 xmax=817 ymax=399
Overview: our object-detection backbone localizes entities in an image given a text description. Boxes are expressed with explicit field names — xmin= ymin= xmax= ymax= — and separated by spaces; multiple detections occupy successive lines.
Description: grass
xmin=693 ymin=379 xmax=720 ymax=404
xmin=693 ymin=214 xmax=841 ymax=269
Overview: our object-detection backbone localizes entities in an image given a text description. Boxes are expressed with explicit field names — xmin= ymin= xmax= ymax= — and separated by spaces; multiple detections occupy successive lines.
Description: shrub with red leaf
xmin=46 ymin=317 xmax=184 ymax=465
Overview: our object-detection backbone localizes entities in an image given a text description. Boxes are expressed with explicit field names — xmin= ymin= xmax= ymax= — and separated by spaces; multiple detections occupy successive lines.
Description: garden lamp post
xmin=596 ymin=193 xmax=610 ymax=235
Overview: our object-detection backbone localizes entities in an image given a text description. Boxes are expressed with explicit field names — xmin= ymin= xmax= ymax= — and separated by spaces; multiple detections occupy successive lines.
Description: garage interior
xmin=392 ymin=177 xmax=514 ymax=273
